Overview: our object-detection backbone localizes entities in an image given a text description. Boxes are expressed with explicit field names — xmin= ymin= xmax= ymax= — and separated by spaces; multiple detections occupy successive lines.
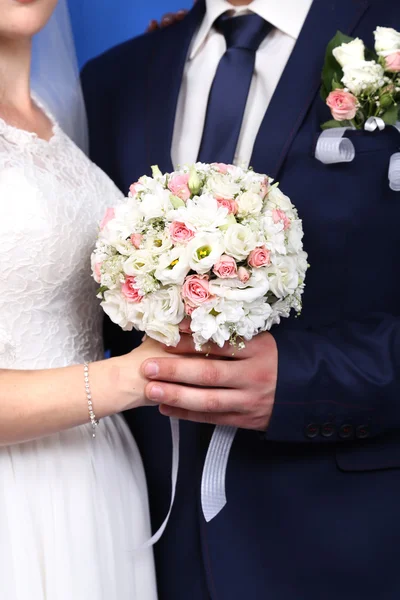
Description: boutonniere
xmin=321 ymin=27 xmax=400 ymax=130
xmin=315 ymin=27 xmax=400 ymax=191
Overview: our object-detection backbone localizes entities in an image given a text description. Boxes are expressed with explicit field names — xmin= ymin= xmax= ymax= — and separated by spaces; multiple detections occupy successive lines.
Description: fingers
xmin=159 ymin=405 xmax=245 ymax=427
xmin=146 ymin=19 xmax=159 ymax=32
xmin=141 ymin=356 xmax=243 ymax=388
xmin=163 ymin=334 xmax=249 ymax=359
xmin=146 ymin=10 xmax=187 ymax=33
xmin=160 ymin=10 xmax=187 ymax=27
xmin=145 ymin=382 xmax=247 ymax=413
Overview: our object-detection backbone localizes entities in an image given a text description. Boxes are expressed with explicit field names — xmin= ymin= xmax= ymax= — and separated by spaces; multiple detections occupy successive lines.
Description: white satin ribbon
xmin=315 ymin=127 xmax=355 ymax=164
xmin=201 ymin=425 xmax=238 ymax=522
xmin=389 ymin=153 xmax=400 ymax=191
xmin=139 ymin=417 xmax=180 ymax=549
xmin=316 ymin=121 xmax=400 ymax=193
xmin=364 ymin=116 xmax=386 ymax=132
xmin=389 ymin=123 xmax=400 ymax=192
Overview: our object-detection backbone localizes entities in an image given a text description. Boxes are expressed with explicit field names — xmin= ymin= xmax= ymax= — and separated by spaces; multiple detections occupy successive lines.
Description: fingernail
xmin=149 ymin=385 xmax=164 ymax=400
xmin=144 ymin=362 xmax=159 ymax=377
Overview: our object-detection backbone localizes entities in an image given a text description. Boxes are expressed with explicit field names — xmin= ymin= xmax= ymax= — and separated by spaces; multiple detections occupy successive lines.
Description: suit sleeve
xmin=266 ymin=314 xmax=400 ymax=443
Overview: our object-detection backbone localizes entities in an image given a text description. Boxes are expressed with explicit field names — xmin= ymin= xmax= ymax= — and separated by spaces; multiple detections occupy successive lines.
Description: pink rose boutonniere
xmin=320 ymin=29 xmax=400 ymax=131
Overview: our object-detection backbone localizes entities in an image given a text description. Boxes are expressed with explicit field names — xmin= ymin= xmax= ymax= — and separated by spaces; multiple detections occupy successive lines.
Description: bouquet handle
xmin=201 ymin=425 xmax=238 ymax=522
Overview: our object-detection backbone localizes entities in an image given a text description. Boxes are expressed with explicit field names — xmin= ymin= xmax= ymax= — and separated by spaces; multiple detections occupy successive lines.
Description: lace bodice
xmin=0 ymin=103 xmax=123 ymax=369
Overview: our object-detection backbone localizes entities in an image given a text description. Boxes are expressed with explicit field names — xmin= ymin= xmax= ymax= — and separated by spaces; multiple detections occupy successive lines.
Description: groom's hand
xmin=141 ymin=333 xmax=278 ymax=431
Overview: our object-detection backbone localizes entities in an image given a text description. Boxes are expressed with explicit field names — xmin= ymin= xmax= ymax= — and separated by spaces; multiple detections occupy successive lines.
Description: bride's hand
xmin=107 ymin=337 xmax=173 ymax=412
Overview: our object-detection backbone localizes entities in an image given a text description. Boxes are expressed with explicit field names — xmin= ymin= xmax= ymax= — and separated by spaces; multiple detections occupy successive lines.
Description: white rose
xmin=374 ymin=26 xmax=400 ymax=56
xmin=265 ymin=186 xmax=294 ymax=213
xmin=171 ymin=194 xmax=228 ymax=232
xmin=341 ymin=60 xmax=384 ymax=96
xmin=101 ymin=290 xmax=146 ymax=331
xmin=100 ymin=204 xmax=142 ymax=248
xmin=266 ymin=256 xmax=300 ymax=299
xmin=145 ymin=321 xmax=181 ymax=347
xmin=223 ymin=224 xmax=257 ymax=261
xmin=295 ymin=251 xmax=309 ymax=279
xmin=139 ymin=188 xmax=171 ymax=221
xmin=332 ymin=38 xmax=365 ymax=67
xmin=240 ymin=298 xmax=272 ymax=335
xmin=286 ymin=220 xmax=304 ymax=254
xmin=148 ymin=286 xmax=185 ymax=325
xmin=187 ymin=232 xmax=224 ymax=274
xmin=236 ymin=191 xmax=263 ymax=218
xmin=262 ymin=215 xmax=286 ymax=255
xmin=210 ymin=273 xmax=269 ymax=303
xmin=205 ymin=173 xmax=241 ymax=200
xmin=154 ymin=246 xmax=190 ymax=286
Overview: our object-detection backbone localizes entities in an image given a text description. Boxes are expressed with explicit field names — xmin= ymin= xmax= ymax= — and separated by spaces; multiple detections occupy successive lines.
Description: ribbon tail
xmin=389 ymin=152 xmax=400 ymax=192
xmin=138 ymin=417 xmax=180 ymax=549
xmin=315 ymin=127 xmax=355 ymax=164
xmin=201 ymin=425 xmax=237 ymax=523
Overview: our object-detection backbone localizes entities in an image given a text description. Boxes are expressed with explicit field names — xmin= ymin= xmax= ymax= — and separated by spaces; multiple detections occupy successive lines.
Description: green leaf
xmin=321 ymin=31 xmax=354 ymax=101
xmin=382 ymin=104 xmax=398 ymax=126
xmin=96 ymin=285 xmax=109 ymax=299
xmin=321 ymin=119 xmax=348 ymax=130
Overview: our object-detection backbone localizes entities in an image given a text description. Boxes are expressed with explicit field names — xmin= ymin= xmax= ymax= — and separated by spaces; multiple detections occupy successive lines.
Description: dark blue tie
xmin=198 ymin=13 xmax=271 ymax=165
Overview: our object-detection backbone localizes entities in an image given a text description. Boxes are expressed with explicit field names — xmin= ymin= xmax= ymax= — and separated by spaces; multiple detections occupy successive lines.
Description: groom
xmin=82 ymin=0 xmax=400 ymax=598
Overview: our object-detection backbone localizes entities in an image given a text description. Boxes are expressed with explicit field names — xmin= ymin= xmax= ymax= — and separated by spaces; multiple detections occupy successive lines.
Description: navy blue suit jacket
xmin=82 ymin=1 xmax=400 ymax=598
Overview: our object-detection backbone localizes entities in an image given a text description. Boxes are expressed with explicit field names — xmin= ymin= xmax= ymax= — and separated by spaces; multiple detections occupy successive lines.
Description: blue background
xmin=68 ymin=0 xmax=192 ymax=68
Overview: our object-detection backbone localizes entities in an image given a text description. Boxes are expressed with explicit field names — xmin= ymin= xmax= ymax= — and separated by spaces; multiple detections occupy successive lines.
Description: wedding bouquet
xmin=322 ymin=26 xmax=400 ymax=130
xmin=91 ymin=163 xmax=308 ymax=351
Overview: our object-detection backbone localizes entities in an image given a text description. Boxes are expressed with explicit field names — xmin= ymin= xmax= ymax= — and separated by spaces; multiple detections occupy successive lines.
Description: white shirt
xmin=171 ymin=0 xmax=313 ymax=169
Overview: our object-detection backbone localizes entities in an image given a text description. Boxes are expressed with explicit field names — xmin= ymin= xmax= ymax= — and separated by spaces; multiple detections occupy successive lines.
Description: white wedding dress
xmin=0 ymin=102 xmax=158 ymax=599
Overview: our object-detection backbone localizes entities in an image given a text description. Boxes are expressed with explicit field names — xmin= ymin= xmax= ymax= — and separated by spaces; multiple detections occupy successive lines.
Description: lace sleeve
xmin=0 ymin=327 xmax=16 ymax=368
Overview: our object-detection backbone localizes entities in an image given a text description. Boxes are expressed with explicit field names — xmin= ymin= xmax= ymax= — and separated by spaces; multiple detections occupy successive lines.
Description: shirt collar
xmin=190 ymin=0 xmax=313 ymax=59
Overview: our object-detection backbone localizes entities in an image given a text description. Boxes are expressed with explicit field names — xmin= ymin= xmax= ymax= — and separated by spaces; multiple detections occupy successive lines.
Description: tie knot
xmin=216 ymin=13 xmax=271 ymax=52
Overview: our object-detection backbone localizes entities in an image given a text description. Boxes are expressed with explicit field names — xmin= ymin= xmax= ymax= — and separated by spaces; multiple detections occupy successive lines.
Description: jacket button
xmin=305 ymin=423 xmax=319 ymax=439
xmin=356 ymin=425 xmax=370 ymax=439
xmin=338 ymin=424 xmax=354 ymax=439
xmin=321 ymin=422 xmax=335 ymax=438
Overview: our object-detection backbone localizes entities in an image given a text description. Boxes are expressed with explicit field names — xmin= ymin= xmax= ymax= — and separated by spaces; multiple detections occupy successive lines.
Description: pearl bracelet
xmin=84 ymin=362 xmax=99 ymax=438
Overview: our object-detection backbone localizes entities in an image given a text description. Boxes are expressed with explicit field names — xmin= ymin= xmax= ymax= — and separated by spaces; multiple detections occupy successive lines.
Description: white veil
xmin=31 ymin=0 xmax=88 ymax=153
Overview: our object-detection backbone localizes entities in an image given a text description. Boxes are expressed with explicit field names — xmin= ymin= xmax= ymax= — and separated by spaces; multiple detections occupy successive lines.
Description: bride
xmin=0 ymin=0 xmax=167 ymax=597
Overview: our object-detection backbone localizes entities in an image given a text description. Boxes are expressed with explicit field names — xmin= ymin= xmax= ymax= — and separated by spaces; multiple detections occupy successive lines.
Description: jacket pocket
xmin=336 ymin=432 xmax=400 ymax=472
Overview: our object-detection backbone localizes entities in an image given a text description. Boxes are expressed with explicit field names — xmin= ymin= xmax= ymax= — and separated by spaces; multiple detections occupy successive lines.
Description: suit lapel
xmin=145 ymin=0 xmax=205 ymax=174
xmin=250 ymin=0 xmax=370 ymax=179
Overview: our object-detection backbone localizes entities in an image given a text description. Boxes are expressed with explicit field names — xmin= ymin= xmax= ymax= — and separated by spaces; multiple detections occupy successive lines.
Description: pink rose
xmin=213 ymin=255 xmax=238 ymax=279
xmin=168 ymin=174 xmax=191 ymax=201
xmin=129 ymin=182 xmax=141 ymax=196
xmin=130 ymin=233 xmax=143 ymax=249
xmin=182 ymin=274 xmax=213 ymax=308
xmin=100 ymin=207 xmax=115 ymax=230
xmin=121 ymin=276 xmax=142 ymax=303
xmin=216 ymin=198 xmax=238 ymax=215
xmin=272 ymin=209 xmax=291 ymax=230
xmin=169 ymin=221 xmax=195 ymax=244
xmin=238 ymin=266 xmax=250 ymax=283
xmin=385 ymin=51 xmax=400 ymax=73
xmin=326 ymin=89 xmax=358 ymax=121
xmin=179 ymin=317 xmax=192 ymax=334
xmin=94 ymin=262 xmax=102 ymax=284
xmin=212 ymin=163 xmax=229 ymax=174
xmin=248 ymin=246 xmax=271 ymax=268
